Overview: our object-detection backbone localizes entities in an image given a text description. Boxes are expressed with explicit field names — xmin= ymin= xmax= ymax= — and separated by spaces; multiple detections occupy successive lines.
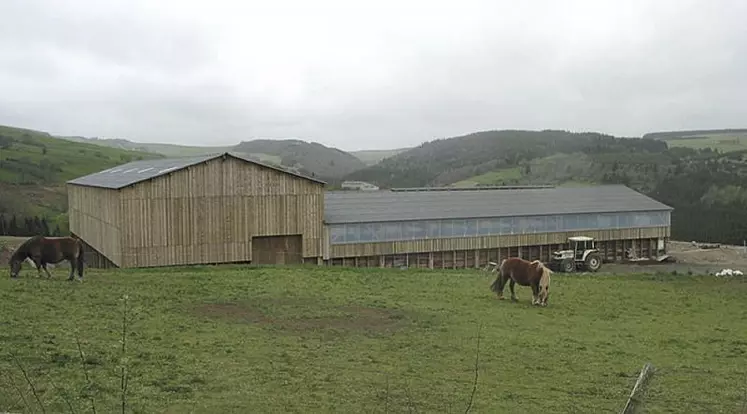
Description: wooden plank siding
xmin=68 ymin=155 xmax=325 ymax=268
xmin=327 ymin=226 xmax=669 ymax=259
xmin=116 ymin=156 xmax=324 ymax=268
xmin=325 ymin=235 xmax=667 ymax=270
xmin=67 ymin=184 xmax=122 ymax=266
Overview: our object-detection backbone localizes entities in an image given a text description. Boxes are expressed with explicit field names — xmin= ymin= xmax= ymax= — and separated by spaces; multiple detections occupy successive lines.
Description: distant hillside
xmin=233 ymin=139 xmax=367 ymax=181
xmin=344 ymin=129 xmax=667 ymax=188
xmin=642 ymin=129 xmax=747 ymax=140
xmin=59 ymin=135 xmax=374 ymax=179
xmin=0 ymin=124 xmax=163 ymax=234
xmin=350 ymin=148 xmax=412 ymax=165
xmin=642 ymin=129 xmax=747 ymax=154
xmin=58 ymin=135 xmax=232 ymax=157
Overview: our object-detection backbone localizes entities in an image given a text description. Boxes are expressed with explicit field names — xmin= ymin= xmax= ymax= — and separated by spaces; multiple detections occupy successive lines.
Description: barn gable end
xmin=68 ymin=152 xmax=326 ymax=268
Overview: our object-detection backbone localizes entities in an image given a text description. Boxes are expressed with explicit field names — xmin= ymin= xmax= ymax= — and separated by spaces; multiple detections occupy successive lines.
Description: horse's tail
xmin=75 ymin=239 xmax=85 ymax=278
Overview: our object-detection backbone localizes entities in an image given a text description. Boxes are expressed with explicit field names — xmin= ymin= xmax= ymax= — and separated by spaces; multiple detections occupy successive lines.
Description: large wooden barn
xmin=67 ymin=152 xmax=326 ymax=268
xmin=68 ymin=153 xmax=673 ymax=270
xmin=322 ymin=185 xmax=673 ymax=269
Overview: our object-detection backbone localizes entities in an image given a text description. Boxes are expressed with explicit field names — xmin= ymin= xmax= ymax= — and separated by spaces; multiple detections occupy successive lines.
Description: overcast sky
xmin=0 ymin=0 xmax=745 ymax=151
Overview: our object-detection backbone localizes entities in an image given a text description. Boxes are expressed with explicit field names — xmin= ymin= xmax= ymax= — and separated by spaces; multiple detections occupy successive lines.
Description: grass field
xmin=453 ymin=153 xmax=601 ymax=188
xmin=1 ymin=265 xmax=746 ymax=413
xmin=663 ymin=133 xmax=747 ymax=153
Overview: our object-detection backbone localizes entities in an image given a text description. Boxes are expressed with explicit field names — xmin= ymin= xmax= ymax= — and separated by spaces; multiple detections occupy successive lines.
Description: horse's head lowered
xmin=8 ymin=248 xmax=24 ymax=278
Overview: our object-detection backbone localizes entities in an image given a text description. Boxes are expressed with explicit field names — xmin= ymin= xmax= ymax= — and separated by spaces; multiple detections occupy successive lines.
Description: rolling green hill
xmin=343 ymin=130 xmax=668 ymax=188
xmin=59 ymin=135 xmax=372 ymax=179
xmin=350 ymin=147 xmax=412 ymax=165
xmin=0 ymin=125 xmax=163 ymax=234
xmin=233 ymin=139 xmax=367 ymax=181
xmin=58 ymin=135 xmax=233 ymax=157
xmin=643 ymin=129 xmax=747 ymax=153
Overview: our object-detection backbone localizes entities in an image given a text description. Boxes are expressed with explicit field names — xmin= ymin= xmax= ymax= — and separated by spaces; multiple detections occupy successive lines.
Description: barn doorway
xmin=251 ymin=235 xmax=304 ymax=265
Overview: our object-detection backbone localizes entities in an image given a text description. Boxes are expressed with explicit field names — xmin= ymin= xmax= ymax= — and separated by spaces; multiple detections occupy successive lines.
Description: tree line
xmin=0 ymin=214 xmax=62 ymax=237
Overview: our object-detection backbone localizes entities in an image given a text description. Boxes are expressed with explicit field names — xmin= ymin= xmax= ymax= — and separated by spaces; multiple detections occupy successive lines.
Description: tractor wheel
xmin=561 ymin=259 xmax=575 ymax=273
xmin=584 ymin=253 xmax=602 ymax=272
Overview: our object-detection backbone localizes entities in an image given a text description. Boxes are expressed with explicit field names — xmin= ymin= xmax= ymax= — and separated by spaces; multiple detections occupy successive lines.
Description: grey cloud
xmin=0 ymin=0 xmax=746 ymax=151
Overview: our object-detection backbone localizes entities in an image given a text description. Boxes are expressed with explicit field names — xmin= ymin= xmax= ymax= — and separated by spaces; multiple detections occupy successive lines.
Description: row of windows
xmin=329 ymin=211 xmax=670 ymax=245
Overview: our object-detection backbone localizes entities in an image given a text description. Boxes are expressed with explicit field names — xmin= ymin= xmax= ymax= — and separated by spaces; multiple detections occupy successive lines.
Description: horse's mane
xmin=9 ymin=235 xmax=42 ymax=261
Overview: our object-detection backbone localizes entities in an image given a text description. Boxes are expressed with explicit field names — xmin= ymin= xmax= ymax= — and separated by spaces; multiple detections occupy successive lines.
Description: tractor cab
xmin=550 ymin=236 xmax=603 ymax=273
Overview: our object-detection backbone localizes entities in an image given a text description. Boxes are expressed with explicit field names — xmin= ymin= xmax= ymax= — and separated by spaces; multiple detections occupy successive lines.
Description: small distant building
xmin=341 ymin=181 xmax=380 ymax=191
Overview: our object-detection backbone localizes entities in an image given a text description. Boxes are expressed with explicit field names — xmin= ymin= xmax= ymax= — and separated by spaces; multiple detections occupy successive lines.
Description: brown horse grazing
xmin=9 ymin=235 xmax=85 ymax=281
xmin=490 ymin=257 xmax=552 ymax=306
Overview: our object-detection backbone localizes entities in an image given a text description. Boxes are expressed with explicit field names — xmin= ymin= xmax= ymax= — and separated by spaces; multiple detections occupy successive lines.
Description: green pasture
xmin=664 ymin=133 xmax=747 ymax=153
xmin=0 ymin=265 xmax=745 ymax=413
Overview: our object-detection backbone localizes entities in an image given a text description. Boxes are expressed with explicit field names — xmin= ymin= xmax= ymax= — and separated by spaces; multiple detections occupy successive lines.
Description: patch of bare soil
xmin=192 ymin=300 xmax=409 ymax=334
xmin=666 ymin=240 xmax=747 ymax=268
xmin=605 ymin=240 xmax=747 ymax=275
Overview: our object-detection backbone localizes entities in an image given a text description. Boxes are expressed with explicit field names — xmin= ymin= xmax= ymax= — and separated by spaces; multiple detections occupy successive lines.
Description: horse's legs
xmin=531 ymin=282 xmax=540 ymax=305
xmin=31 ymin=257 xmax=44 ymax=278
xmin=509 ymin=279 xmax=518 ymax=302
xmin=67 ymin=261 xmax=76 ymax=281
xmin=41 ymin=263 xmax=53 ymax=278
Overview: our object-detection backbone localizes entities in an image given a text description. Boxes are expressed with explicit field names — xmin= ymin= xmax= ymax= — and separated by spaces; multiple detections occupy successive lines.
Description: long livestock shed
xmin=67 ymin=152 xmax=326 ymax=268
xmin=68 ymin=152 xmax=673 ymax=269
xmin=322 ymin=185 xmax=673 ymax=268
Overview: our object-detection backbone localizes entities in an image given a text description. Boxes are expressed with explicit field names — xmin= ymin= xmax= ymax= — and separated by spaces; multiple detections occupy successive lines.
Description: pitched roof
xmin=67 ymin=152 xmax=326 ymax=189
xmin=323 ymin=185 xmax=673 ymax=224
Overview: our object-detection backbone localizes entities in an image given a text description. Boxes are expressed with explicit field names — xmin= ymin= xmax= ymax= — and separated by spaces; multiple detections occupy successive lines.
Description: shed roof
xmin=323 ymin=185 xmax=673 ymax=224
xmin=67 ymin=152 xmax=326 ymax=189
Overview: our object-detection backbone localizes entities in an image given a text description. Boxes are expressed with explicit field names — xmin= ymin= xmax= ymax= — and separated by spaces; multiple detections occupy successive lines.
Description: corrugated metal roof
xmin=67 ymin=152 xmax=326 ymax=189
xmin=323 ymin=185 xmax=673 ymax=224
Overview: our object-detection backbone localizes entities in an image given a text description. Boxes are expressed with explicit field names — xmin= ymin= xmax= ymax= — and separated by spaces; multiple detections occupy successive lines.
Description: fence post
xmin=620 ymin=362 xmax=655 ymax=414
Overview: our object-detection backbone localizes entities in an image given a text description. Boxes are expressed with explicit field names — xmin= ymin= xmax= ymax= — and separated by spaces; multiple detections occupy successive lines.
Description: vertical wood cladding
xmin=69 ymin=155 xmax=325 ymax=268
xmin=67 ymin=184 xmax=122 ymax=266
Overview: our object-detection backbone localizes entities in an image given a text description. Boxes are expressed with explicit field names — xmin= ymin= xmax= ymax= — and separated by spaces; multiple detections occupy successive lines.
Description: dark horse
xmin=9 ymin=235 xmax=85 ymax=281
xmin=489 ymin=257 xmax=552 ymax=306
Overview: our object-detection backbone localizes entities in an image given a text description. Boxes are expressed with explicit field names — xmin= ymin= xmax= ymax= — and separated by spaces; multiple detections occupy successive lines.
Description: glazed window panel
xmin=465 ymin=219 xmax=478 ymax=237
xmin=330 ymin=225 xmax=346 ymax=244
xmin=633 ymin=213 xmax=652 ymax=227
xmin=585 ymin=214 xmax=599 ymax=229
xmin=501 ymin=217 xmax=515 ymax=234
xmin=526 ymin=216 xmax=545 ymax=232
xmin=562 ymin=215 xmax=578 ymax=230
xmin=409 ymin=221 xmax=427 ymax=239
xmin=373 ymin=223 xmax=386 ymax=242
xmin=427 ymin=221 xmax=441 ymax=238
xmin=345 ymin=224 xmax=360 ymax=242
xmin=618 ymin=213 xmax=631 ymax=228
xmin=452 ymin=219 xmax=467 ymax=237
xmin=360 ymin=223 xmax=375 ymax=242
xmin=441 ymin=220 xmax=453 ymax=237
xmin=597 ymin=213 xmax=616 ymax=229
xmin=546 ymin=215 xmax=560 ymax=232
xmin=478 ymin=219 xmax=493 ymax=235
xmin=384 ymin=223 xmax=401 ymax=240
xmin=489 ymin=218 xmax=503 ymax=235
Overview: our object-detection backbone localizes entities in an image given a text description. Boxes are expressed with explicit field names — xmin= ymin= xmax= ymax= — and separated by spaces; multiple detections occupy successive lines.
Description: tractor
xmin=550 ymin=236 xmax=603 ymax=273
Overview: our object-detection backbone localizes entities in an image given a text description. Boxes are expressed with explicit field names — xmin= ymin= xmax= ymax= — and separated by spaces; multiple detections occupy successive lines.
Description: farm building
xmin=68 ymin=153 xmax=673 ymax=270
xmin=67 ymin=152 xmax=326 ymax=268
xmin=322 ymin=185 xmax=673 ymax=269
